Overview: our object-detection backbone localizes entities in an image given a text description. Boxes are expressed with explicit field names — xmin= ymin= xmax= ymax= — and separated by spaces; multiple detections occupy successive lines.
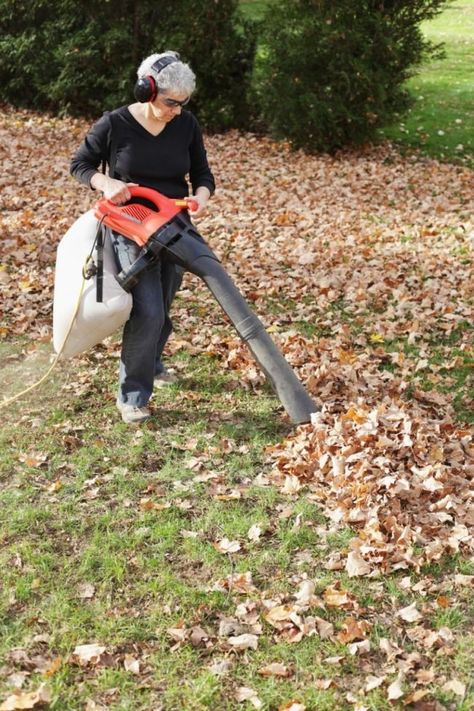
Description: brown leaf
xmin=42 ymin=658 xmax=61 ymax=678
xmin=0 ymin=684 xmax=51 ymax=710
xmin=441 ymin=679 xmax=466 ymax=697
xmin=337 ymin=617 xmax=371 ymax=643
xmin=387 ymin=674 xmax=404 ymax=701
xmin=257 ymin=663 xmax=292 ymax=678
xmin=264 ymin=604 xmax=297 ymax=628
xmin=139 ymin=498 xmax=171 ymax=511
xmin=71 ymin=644 xmax=106 ymax=666
xmin=365 ymin=675 xmax=385 ymax=691
xmin=396 ymin=603 xmax=423 ymax=623
xmin=247 ymin=524 xmax=262 ymax=542
xmin=314 ymin=679 xmax=335 ymax=690
xmin=5 ymin=674 xmax=29 ymax=691
xmin=166 ymin=623 xmax=188 ymax=643
xmin=211 ymin=571 xmax=255 ymax=594
xmin=323 ymin=585 xmax=353 ymax=609
xmin=345 ymin=551 xmax=371 ymax=577
xmin=235 ymin=687 xmax=262 ymax=709
xmin=347 ymin=639 xmax=371 ymax=655
xmin=213 ymin=537 xmax=241 ymax=554
xmin=228 ymin=633 xmax=259 ymax=651
xmin=77 ymin=583 xmax=95 ymax=600
xmin=314 ymin=616 xmax=334 ymax=640
xmin=123 ymin=655 xmax=140 ymax=675
xmin=278 ymin=702 xmax=306 ymax=711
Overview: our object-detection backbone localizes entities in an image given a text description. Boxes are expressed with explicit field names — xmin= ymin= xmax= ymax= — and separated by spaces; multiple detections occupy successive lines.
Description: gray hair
xmin=137 ymin=51 xmax=196 ymax=96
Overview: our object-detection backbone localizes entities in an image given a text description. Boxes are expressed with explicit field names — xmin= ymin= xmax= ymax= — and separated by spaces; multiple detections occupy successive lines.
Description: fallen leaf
xmin=337 ymin=617 xmax=371 ymax=643
xmin=281 ymin=475 xmax=303 ymax=494
xmin=208 ymin=658 xmax=233 ymax=676
xmin=247 ymin=524 xmax=262 ymax=542
xmin=441 ymin=679 xmax=466 ymax=697
xmin=42 ymin=657 xmax=61 ymax=677
xmin=139 ymin=498 xmax=171 ymax=511
xmin=180 ymin=529 xmax=201 ymax=539
xmin=77 ymin=583 xmax=95 ymax=600
xmin=228 ymin=633 xmax=259 ymax=651
xmin=5 ymin=675 xmax=29 ymax=691
xmin=396 ymin=603 xmax=423 ymax=623
xmin=365 ymin=675 xmax=385 ymax=691
xmin=213 ymin=537 xmax=241 ymax=554
xmin=211 ymin=571 xmax=255 ymax=594
xmin=345 ymin=550 xmax=371 ymax=577
xmin=323 ymin=585 xmax=353 ymax=608
xmin=314 ymin=616 xmax=334 ymax=639
xmin=454 ymin=574 xmax=473 ymax=587
xmin=294 ymin=579 xmax=316 ymax=606
xmin=323 ymin=655 xmax=345 ymax=665
xmin=257 ymin=663 xmax=292 ymax=678
xmin=314 ymin=679 xmax=335 ymax=690
xmin=235 ymin=687 xmax=262 ymax=709
xmin=123 ymin=655 xmax=140 ymax=675
xmin=264 ymin=604 xmax=296 ymax=627
xmin=278 ymin=702 xmax=306 ymax=711
xmin=84 ymin=702 xmax=107 ymax=711
xmin=71 ymin=643 xmax=106 ymax=666
xmin=166 ymin=623 xmax=188 ymax=643
xmin=348 ymin=639 xmax=371 ymax=655
xmin=387 ymin=674 xmax=404 ymax=701
xmin=0 ymin=684 xmax=51 ymax=710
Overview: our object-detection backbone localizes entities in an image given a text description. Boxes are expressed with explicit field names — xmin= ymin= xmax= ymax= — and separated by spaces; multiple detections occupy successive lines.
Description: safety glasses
xmin=158 ymin=94 xmax=190 ymax=108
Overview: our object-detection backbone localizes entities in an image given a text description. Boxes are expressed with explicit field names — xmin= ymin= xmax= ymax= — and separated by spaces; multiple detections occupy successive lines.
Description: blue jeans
xmin=111 ymin=231 xmax=183 ymax=406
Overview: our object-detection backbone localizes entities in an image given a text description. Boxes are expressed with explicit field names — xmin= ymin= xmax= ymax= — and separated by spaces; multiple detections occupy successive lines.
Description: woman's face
xmin=149 ymin=90 xmax=190 ymax=122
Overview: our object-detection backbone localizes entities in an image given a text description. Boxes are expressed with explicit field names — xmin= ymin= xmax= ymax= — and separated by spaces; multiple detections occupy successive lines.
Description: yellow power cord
xmin=0 ymin=256 xmax=93 ymax=411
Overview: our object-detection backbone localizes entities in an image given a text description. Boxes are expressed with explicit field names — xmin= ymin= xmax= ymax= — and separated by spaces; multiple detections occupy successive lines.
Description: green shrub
xmin=0 ymin=0 xmax=256 ymax=131
xmin=154 ymin=0 xmax=258 ymax=131
xmin=253 ymin=0 xmax=448 ymax=152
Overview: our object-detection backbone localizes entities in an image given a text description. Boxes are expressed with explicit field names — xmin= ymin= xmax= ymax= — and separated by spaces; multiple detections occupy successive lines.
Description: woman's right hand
xmin=91 ymin=174 xmax=138 ymax=204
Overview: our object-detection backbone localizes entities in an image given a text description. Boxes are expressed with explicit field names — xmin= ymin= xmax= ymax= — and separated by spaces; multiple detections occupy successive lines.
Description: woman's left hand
xmin=187 ymin=188 xmax=211 ymax=217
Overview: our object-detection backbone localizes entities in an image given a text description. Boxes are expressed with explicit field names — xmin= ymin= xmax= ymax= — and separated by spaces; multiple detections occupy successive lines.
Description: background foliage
xmin=254 ymin=0 xmax=449 ymax=151
xmin=0 ymin=0 xmax=256 ymax=131
xmin=0 ymin=0 xmax=451 ymax=146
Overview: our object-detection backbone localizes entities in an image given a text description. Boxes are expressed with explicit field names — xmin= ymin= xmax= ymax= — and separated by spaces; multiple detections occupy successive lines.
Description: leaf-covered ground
xmin=0 ymin=106 xmax=473 ymax=710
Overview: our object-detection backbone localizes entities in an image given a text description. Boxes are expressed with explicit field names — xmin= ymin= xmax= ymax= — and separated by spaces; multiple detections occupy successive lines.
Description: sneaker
xmin=116 ymin=399 xmax=151 ymax=424
xmin=154 ymin=367 xmax=178 ymax=387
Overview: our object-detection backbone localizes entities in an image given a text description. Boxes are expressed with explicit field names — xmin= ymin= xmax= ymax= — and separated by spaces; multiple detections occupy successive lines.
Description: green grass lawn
xmin=1 ymin=341 xmax=473 ymax=710
xmin=380 ymin=0 xmax=474 ymax=165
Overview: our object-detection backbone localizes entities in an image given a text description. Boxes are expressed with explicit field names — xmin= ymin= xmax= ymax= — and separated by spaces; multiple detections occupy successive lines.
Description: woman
xmin=70 ymin=51 xmax=215 ymax=423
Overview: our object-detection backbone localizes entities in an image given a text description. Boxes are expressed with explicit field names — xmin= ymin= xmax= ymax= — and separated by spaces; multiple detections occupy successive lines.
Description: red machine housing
xmin=94 ymin=186 xmax=197 ymax=247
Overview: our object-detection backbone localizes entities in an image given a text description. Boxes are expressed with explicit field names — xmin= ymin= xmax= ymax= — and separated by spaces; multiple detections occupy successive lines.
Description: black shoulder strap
xmin=97 ymin=111 xmax=118 ymax=302
xmin=101 ymin=110 xmax=118 ymax=177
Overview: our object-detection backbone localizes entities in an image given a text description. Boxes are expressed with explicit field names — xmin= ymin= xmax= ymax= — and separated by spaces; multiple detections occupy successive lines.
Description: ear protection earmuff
xmin=134 ymin=55 xmax=179 ymax=103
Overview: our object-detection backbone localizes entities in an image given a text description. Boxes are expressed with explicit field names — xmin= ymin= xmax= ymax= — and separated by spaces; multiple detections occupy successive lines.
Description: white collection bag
xmin=53 ymin=210 xmax=132 ymax=358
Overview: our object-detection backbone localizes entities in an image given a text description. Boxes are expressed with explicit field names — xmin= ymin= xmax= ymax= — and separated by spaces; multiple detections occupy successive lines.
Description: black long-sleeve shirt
xmin=70 ymin=106 xmax=215 ymax=199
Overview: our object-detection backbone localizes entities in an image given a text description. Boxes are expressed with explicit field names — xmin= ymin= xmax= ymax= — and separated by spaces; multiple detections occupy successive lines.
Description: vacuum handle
xmin=126 ymin=185 xmax=173 ymax=210
xmin=175 ymin=198 xmax=199 ymax=212
xmin=104 ymin=186 xmax=198 ymax=214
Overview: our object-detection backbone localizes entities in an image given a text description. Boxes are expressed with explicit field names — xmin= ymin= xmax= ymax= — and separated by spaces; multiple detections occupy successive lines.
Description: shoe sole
xmin=121 ymin=414 xmax=151 ymax=424
xmin=116 ymin=400 xmax=151 ymax=424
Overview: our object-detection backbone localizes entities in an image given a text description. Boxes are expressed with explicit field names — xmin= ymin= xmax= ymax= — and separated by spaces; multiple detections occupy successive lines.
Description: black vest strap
xmin=96 ymin=225 xmax=104 ymax=303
